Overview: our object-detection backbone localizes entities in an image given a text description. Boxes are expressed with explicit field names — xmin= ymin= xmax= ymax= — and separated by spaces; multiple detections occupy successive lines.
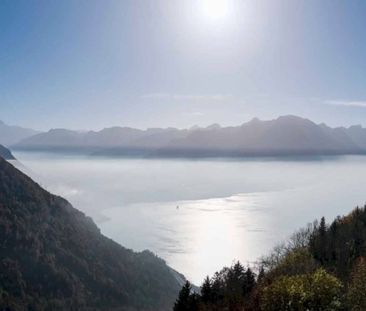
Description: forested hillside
xmin=174 ymin=206 xmax=366 ymax=310
xmin=0 ymin=157 xmax=184 ymax=311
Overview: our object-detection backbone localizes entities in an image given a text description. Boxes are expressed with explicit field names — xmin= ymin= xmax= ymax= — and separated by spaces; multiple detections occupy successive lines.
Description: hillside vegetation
xmin=174 ymin=207 xmax=366 ymax=310
xmin=0 ymin=157 xmax=183 ymax=311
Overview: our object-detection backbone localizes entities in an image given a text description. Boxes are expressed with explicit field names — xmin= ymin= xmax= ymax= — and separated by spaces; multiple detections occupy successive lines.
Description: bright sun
xmin=200 ymin=0 xmax=230 ymax=21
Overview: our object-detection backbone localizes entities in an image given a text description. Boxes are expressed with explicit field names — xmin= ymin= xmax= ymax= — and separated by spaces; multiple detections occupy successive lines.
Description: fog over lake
xmin=12 ymin=151 xmax=366 ymax=283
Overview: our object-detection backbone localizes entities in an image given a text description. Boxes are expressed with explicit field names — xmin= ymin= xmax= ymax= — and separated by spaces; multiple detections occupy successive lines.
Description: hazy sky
xmin=2 ymin=0 xmax=366 ymax=131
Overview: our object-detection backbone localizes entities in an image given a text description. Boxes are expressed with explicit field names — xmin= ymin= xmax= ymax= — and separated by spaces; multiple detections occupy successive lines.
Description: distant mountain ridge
xmin=14 ymin=115 xmax=366 ymax=157
xmin=0 ymin=156 xmax=184 ymax=310
xmin=0 ymin=120 xmax=39 ymax=146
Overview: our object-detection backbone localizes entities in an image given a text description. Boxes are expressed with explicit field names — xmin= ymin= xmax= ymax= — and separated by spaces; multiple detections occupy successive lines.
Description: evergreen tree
xmin=211 ymin=272 xmax=224 ymax=304
xmin=174 ymin=281 xmax=193 ymax=311
xmin=201 ymin=276 xmax=212 ymax=303
xmin=233 ymin=261 xmax=245 ymax=276
xmin=243 ymin=267 xmax=256 ymax=297
xmin=311 ymin=216 xmax=328 ymax=264
xmin=225 ymin=262 xmax=245 ymax=310
xmin=319 ymin=217 xmax=326 ymax=236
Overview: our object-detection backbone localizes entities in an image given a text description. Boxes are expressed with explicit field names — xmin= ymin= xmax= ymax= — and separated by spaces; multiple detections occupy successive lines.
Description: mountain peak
xmin=245 ymin=117 xmax=261 ymax=125
xmin=206 ymin=123 xmax=221 ymax=130
xmin=276 ymin=115 xmax=309 ymax=122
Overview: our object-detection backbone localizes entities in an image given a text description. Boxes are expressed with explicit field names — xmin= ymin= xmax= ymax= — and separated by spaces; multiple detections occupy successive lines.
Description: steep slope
xmin=0 ymin=158 xmax=184 ymax=310
xmin=0 ymin=145 xmax=15 ymax=160
xmin=0 ymin=120 xmax=39 ymax=146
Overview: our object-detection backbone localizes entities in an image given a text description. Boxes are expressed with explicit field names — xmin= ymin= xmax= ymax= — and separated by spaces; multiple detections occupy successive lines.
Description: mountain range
xmin=0 ymin=120 xmax=39 ymax=146
xmin=13 ymin=115 xmax=366 ymax=157
xmin=0 ymin=146 xmax=184 ymax=310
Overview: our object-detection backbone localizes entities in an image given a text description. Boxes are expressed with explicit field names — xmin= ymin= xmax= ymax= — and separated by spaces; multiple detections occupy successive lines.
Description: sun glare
xmin=200 ymin=0 xmax=231 ymax=21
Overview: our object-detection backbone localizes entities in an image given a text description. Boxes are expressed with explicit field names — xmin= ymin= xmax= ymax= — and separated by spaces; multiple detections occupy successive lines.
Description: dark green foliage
xmin=173 ymin=281 xmax=199 ymax=311
xmin=200 ymin=277 xmax=212 ymax=304
xmin=243 ymin=268 xmax=256 ymax=298
xmin=309 ymin=206 xmax=366 ymax=280
xmin=0 ymin=157 xmax=183 ymax=310
xmin=310 ymin=216 xmax=328 ymax=265
xmin=174 ymin=262 xmax=258 ymax=310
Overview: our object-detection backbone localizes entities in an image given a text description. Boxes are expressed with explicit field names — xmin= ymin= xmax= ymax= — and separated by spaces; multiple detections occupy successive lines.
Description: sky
xmin=1 ymin=0 xmax=366 ymax=131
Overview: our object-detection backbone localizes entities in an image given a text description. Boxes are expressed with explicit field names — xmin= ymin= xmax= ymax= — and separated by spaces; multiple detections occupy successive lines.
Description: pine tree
xmin=232 ymin=261 xmax=245 ymax=279
xmin=174 ymin=281 xmax=193 ymax=311
xmin=225 ymin=262 xmax=245 ymax=310
xmin=319 ymin=216 xmax=328 ymax=264
xmin=310 ymin=216 xmax=328 ymax=264
xmin=201 ymin=276 xmax=212 ymax=303
xmin=319 ymin=217 xmax=326 ymax=237
xmin=243 ymin=267 xmax=256 ymax=297
xmin=211 ymin=272 xmax=224 ymax=303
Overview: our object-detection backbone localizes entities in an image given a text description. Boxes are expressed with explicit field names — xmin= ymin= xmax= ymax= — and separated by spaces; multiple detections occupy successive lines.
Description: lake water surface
xmin=12 ymin=151 xmax=366 ymax=283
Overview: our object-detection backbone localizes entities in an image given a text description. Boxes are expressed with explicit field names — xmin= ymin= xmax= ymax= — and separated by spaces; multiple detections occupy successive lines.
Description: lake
xmin=12 ymin=151 xmax=366 ymax=284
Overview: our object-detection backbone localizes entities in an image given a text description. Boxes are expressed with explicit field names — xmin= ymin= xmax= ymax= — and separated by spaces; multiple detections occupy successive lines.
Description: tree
xmin=174 ymin=281 xmax=196 ymax=311
xmin=211 ymin=271 xmax=225 ymax=305
xmin=309 ymin=216 xmax=330 ymax=267
xmin=243 ymin=267 xmax=256 ymax=297
xmin=225 ymin=262 xmax=245 ymax=309
xmin=270 ymin=248 xmax=319 ymax=279
xmin=257 ymin=266 xmax=265 ymax=284
xmin=260 ymin=268 xmax=343 ymax=311
xmin=347 ymin=257 xmax=366 ymax=310
xmin=319 ymin=217 xmax=326 ymax=236
xmin=201 ymin=276 xmax=212 ymax=303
